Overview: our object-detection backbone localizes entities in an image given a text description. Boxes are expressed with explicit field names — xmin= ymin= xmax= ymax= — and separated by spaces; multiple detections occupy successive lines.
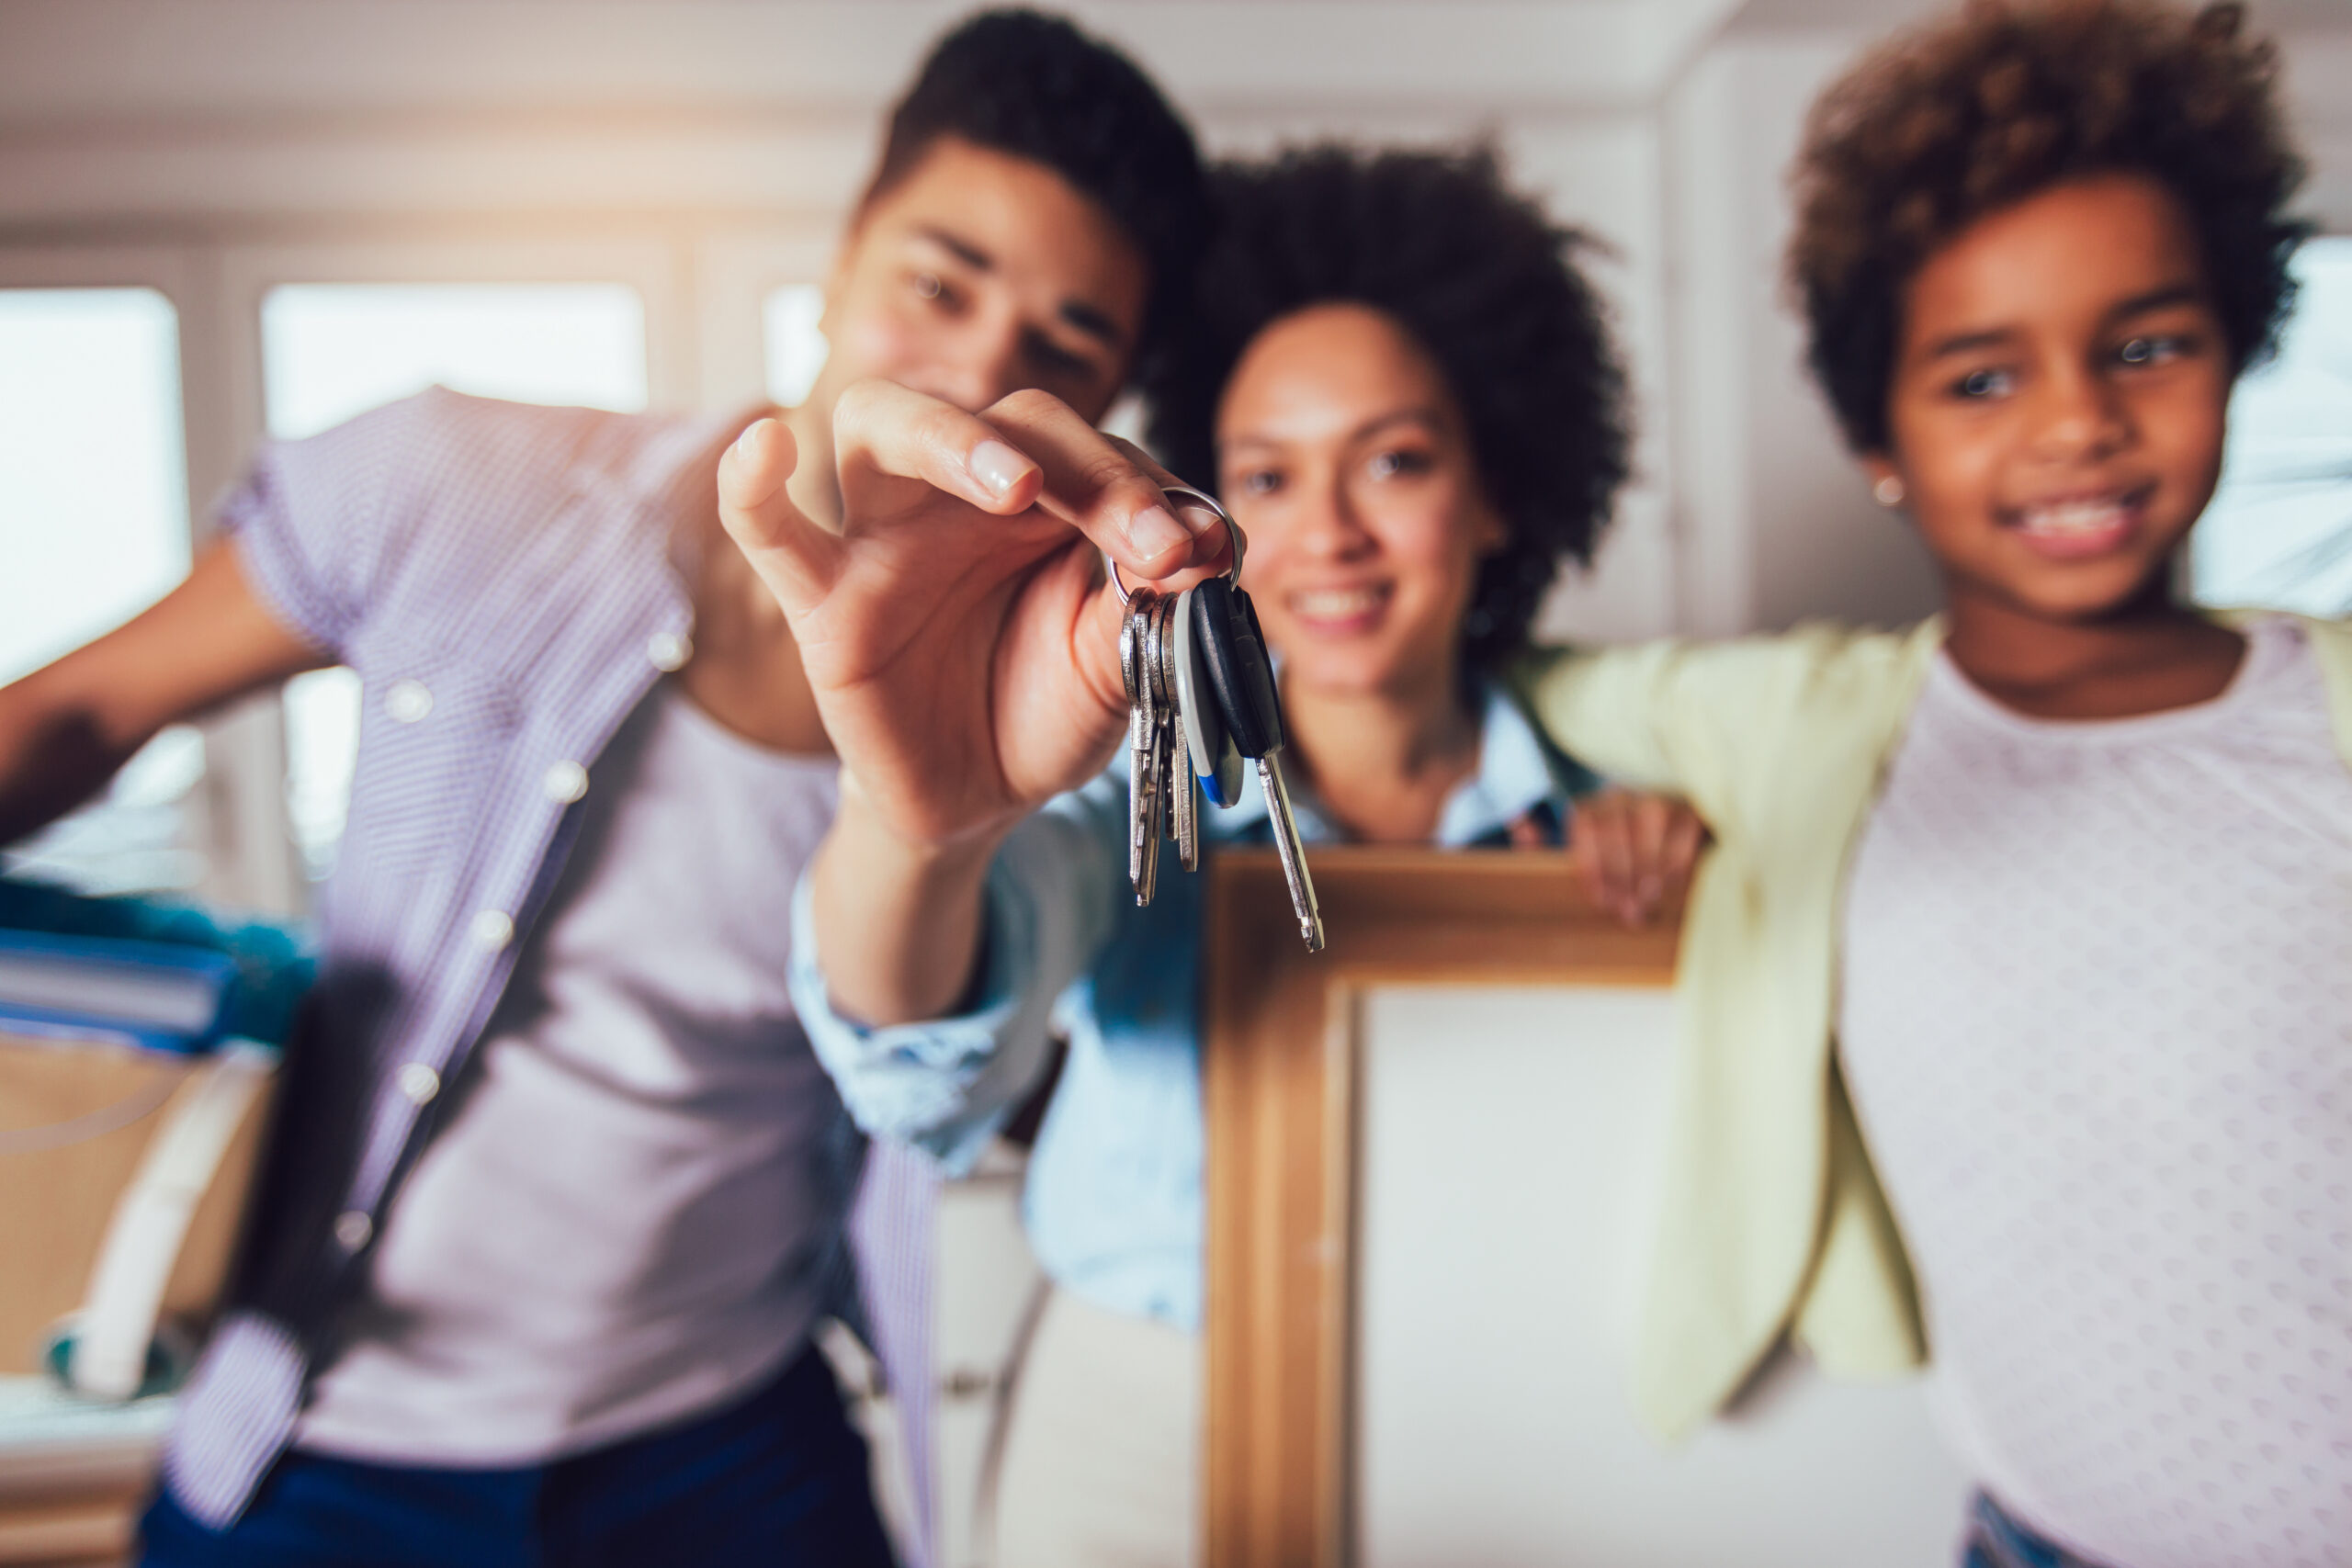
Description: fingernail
xmin=734 ymin=418 xmax=770 ymax=461
xmin=1128 ymin=504 xmax=1186 ymax=558
xmin=1639 ymin=875 xmax=1662 ymax=904
xmin=968 ymin=440 xmax=1029 ymax=499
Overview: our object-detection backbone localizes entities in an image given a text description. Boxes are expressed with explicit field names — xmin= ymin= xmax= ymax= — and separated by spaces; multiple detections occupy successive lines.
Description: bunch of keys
xmin=1114 ymin=487 xmax=1325 ymax=953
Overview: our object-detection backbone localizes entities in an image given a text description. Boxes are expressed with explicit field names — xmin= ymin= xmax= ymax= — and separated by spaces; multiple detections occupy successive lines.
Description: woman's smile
xmin=1283 ymin=581 xmax=1393 ymax=636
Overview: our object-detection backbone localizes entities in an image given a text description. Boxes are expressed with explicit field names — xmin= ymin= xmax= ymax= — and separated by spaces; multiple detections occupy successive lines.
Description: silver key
xmin=1141 ymin=593 xmax=1172 ymax=905
xmin=1251 ymin=749 xmax=1323 ymax=953
xmin=1155 ymin=592 xmax=1200 ymax=874
xmin=1143 ymin=595 xmax=1180 ymax=900
xmin=1121 ymin=590 xmax=1162 ymax=903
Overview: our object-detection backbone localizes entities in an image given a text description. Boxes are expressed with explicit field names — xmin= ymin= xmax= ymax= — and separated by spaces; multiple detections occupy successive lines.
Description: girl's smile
xmin=1997 ymin=480 xmax=2158 ymax=560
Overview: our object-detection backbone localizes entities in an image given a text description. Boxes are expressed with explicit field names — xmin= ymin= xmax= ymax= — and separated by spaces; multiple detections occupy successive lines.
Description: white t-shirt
xmin=1839 ymin=617 xmax=2352 ymax=1568
xmin=297 ymin=680 xmax=846 ymax=1464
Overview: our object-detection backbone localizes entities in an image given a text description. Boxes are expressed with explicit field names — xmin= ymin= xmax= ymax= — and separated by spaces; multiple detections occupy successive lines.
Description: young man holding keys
xmin=0 ymin=11 xmax=1207 ymax=1563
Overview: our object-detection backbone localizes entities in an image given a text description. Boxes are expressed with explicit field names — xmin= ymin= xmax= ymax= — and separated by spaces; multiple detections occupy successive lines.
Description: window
xmin=260 ymin=282 xmax=650 ymax=441
xmin=261 ymin=282 xmax=650 ymax=878
xmin=2193 ymin=238 xmax=2352 ymax=616
xmin=763 ymin=284 xmax=830 ymax=407
xmin=0 ymin=288 xmax=208 ymax=895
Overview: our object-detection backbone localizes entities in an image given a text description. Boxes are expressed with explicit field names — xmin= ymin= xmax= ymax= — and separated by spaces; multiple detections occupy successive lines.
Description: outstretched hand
xmin=718 ymin=381 xmax=1230 ymax=854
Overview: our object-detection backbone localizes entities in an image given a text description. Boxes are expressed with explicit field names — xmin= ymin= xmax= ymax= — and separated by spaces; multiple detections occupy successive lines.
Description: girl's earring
xmin=1871 ymin=474 xmax=1906 ymax=508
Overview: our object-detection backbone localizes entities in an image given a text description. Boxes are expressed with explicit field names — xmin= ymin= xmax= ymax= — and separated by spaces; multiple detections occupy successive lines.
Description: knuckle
xmin=1083 ymin=467 xmax=1164 ymax=523
xmin=832 ymin=378 xmax=905 ymax=445
xmin=990 ymin=387 xmax=1068 ymax=426
xmin=923 ymin=404 xmax=978 ymax=453
xmin=835 ymin=377 xmax=890 ymax=421
xmin=1102 ymin=434 xmax=1173 ymax=485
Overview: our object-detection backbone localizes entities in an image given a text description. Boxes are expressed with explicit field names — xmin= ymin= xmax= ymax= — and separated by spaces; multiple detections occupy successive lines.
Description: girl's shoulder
xmin=1510 ymin=621 xmax=1944 ymax=806
xmin=2278 ymin=615 xmax=2352 ymax=760
xmin=1515 ymin=618 xmax=1942 ymax=721
xmin=2290 ymin=613 xmax=2352 ymax=663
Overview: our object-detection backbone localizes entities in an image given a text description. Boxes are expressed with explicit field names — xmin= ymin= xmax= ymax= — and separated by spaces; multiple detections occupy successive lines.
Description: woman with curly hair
xmin=752 ymin=144 xmax=1688 ymax=1565
xmin=1512 ymin=2 xmax=2348 ymax=1562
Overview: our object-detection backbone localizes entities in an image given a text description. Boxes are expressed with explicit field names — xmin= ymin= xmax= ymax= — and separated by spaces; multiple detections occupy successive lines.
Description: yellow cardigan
xmin=1515 ymin=615 xmax=2352 ymax=1441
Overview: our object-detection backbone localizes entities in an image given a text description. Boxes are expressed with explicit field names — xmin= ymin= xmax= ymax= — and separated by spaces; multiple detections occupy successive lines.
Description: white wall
xmin=1660 ymin=33 xmax=1943 ymax=635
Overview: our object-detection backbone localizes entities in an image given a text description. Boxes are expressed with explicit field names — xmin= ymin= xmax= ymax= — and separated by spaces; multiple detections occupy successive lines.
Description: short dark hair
xmin=1790 ymin=0 xmax=2311 ymax=454
xmin=1143 ymin=144 xmax=1631 ymax=677
xmin=862 ymin=8 xmax=1209 ymax=387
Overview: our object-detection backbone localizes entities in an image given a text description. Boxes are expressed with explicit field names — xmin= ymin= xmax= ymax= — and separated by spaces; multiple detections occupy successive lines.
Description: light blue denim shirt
xmin=792 ymin=683 xmax=1588 ymax=1332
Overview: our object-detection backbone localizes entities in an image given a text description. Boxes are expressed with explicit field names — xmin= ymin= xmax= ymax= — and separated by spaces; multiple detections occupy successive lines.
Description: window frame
xmin=0 ymin=245 xmax=308 ymax=912
xmin=219 ymin=234 xmax=695 ymax=423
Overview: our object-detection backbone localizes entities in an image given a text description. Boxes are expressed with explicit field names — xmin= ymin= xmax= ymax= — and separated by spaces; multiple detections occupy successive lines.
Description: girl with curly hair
xmin=756 ymin=144 xmax=1690 ymax=1565
xmin=1517 ymin=3 xmax=2348 ymax=1562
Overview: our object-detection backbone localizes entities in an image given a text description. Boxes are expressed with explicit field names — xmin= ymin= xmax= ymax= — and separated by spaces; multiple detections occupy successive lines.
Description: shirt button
xmin=542 ymin=760 xmax=589 ymax=805
xmin=469 ymin=908 xmax=514 ymax=952
xmin=334 ymin=1211 xmax=373 ymax=1253
xmin=383 ymin=679 xmax=434 ymax=724
xmin=396 ymin=1062 xmax=440 ymax=1106
xmin=646 ymin=629 xmax=692 ymax=672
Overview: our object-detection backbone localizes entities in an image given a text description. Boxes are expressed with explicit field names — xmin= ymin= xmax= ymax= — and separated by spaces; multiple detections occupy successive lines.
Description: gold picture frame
xmin=1200 ymin=846 xmax=1680 ymax=1568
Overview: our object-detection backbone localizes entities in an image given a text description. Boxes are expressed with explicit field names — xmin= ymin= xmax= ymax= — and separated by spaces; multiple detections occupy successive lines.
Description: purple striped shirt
xmin=163 ymin=389 xmax=937 ymax=1563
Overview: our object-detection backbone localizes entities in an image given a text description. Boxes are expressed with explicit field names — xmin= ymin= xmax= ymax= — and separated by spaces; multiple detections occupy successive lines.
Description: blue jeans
xmin=1962 ymin=1491 xmax=2116 ymax=1568
xmin=139 ymin=1345 xmax=896 ymax=1567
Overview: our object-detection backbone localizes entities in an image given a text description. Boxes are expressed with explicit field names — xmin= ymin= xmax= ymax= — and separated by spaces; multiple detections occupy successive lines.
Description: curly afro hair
xmin=1142 ymin=144 xmax=1630 ymax=677
xmin=862 ymin=9 xmax=1208 ymax=389
xmin=1790 ymin=0 xmax=2311 ymax=454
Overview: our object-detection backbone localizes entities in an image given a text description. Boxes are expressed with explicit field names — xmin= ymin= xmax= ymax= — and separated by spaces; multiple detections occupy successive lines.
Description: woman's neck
xmin=1942 ymin=576 xmax=2245 ymax=721
xmin=1280 ymin=660 xmax=1483 ymax=844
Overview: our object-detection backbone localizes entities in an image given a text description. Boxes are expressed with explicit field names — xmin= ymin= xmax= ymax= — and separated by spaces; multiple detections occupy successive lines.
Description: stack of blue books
xmin=0 ymin=931 xmax=239 ymax=1056
xmin=0 ymin=878 xmax=311 ymax=1055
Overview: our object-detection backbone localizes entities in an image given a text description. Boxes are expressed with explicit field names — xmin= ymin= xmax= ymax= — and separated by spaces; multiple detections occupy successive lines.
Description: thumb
xmin=718 ymin=417 xmax=843 ymax=617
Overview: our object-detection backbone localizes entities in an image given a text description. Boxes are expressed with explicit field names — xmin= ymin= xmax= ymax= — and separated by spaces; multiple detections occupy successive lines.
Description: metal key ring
xmin=1106 ymin=485 xmax=1246 ymax=606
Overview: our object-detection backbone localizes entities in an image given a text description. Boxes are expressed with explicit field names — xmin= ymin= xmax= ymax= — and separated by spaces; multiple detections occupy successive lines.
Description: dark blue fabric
xmin=138 ymin=1346 xmax=896 ymax=1568
xmin=1961 ymin=1491 xmax=2115 ymax=1568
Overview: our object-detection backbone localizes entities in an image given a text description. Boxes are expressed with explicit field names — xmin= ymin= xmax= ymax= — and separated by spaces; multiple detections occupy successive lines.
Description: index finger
xmin=831 ymin=378 xmax=1049 ymax=525
xmin=982 ymin=389 xmax=1230 ymax=583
